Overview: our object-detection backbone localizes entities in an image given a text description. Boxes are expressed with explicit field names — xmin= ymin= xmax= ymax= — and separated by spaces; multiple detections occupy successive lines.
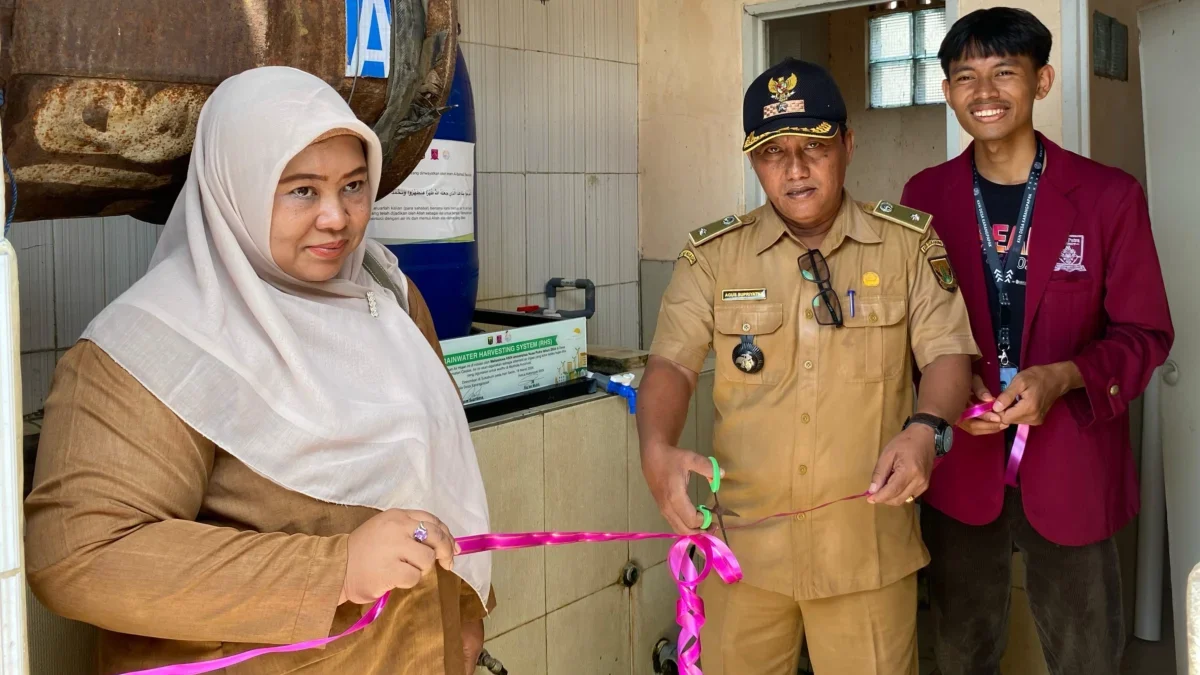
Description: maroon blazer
xmin=902 ymin=134 xmax=1174 ymax=546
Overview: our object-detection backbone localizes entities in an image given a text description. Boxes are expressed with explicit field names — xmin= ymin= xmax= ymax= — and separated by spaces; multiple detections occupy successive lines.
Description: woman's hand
xmin=340 ymin=509 xmax=458 ymax=605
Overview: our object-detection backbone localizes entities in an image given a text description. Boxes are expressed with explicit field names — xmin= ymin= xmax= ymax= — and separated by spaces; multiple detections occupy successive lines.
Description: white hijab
xmin=82 ymin=66 xmax=491 ymax=604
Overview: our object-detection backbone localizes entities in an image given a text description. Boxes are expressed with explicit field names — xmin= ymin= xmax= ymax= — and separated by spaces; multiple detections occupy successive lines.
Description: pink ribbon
xmin=122 ymin=402 xmax=1023 ymax=675
xmin=118 ymin=595 xmax=393 ymax=675
xmin=960 ymin=401 xmax=1030 ymax=486
xmin=119 ymin=531 xmax=742 ymax=675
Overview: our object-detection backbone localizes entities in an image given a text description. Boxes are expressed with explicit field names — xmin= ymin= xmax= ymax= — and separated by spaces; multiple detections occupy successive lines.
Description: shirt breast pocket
xmin=714 ymin=302 xmax=785 ymax=385
xmin=835 ymin=296 xmax=908 ymax=384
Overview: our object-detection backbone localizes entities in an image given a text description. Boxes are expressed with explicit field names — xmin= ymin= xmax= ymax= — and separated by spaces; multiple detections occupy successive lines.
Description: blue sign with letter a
xmin=346 ymin=0 xmax=392 ymax=78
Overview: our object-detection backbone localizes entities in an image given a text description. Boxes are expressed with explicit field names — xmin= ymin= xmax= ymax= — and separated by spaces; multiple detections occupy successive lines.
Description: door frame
xmin=741 ymin=0 xmax=1092 ymax=210
xmin=1138 ymin=2 xmax=1199 ymax=669
xmin=0 ymin=112 xmax=25 ymax=675
xmin=1059 ymin=0 xmax=1092 ymax=158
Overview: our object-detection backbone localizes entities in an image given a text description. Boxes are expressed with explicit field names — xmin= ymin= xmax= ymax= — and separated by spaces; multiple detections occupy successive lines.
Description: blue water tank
xmin=387 ymin=46 xmax=479 ymax=340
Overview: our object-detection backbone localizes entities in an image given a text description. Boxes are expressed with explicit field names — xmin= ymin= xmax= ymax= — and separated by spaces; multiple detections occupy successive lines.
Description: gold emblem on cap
xmin=764 ymin=73 xmax=805 ymax=119
xmin=768 ymin=73 xmax=798 ymax=103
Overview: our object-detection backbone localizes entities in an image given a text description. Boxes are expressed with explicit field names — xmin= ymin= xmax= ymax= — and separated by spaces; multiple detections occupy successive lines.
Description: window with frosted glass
xmin=868 ymin=7 xmax=948 ymax=109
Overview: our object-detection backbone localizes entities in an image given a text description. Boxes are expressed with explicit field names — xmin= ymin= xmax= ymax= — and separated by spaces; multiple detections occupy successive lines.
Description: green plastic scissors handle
xmin=708 ymin=456 xmax=721 ymax=493
xmin=698 ymin=456 xmax=733 ymax=544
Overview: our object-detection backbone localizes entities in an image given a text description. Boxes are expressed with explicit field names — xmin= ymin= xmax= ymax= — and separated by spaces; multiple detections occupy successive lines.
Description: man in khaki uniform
xmin=637 ymin=58 xmax=979 ymax=674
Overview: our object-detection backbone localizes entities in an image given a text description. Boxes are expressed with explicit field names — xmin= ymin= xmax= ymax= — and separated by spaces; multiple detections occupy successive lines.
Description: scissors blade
xmin=712 ymin=493 xmax=731 ymax=544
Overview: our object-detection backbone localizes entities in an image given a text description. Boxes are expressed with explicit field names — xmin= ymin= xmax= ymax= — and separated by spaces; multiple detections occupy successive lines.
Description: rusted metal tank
xmin=0 ymin=0 xmax=457 ymax=224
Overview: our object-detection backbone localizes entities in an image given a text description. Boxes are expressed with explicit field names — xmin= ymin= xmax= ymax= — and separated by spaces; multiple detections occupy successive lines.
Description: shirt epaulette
xmin=864 ymin=200 xmax=932 ymax=235
xmin=688 ymin=214 xmax=755 ymax=246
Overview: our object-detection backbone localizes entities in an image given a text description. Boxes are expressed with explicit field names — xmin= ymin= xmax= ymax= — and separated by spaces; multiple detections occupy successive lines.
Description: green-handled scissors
xmin=697 ymin=456 xmax=739 ymax=544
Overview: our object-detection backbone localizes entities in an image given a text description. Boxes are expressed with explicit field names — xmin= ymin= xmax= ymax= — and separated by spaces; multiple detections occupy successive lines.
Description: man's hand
xmin=992 ymin=362 xmax=1083 ymax=426
xmin=462 ymin=619 xmax=484 ymax=674
xmin=959 ymin=374 xmax=1009 ymax=436
xmin=641 ymin=442 xmax=720 ymax=535
xmin=867 ymin=424 xmax=936 ymax=506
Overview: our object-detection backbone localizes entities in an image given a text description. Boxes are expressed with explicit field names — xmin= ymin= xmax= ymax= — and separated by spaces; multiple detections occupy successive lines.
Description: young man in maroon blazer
xmin=901 ymin=8 xmax=1174 ymax=674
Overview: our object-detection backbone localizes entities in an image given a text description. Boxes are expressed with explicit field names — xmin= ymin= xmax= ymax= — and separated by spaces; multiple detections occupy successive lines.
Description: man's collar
xmin=953 ymin=131 xmax=1081 ymax=195
xmin=753 ymin=191 xmax=882 ymax=255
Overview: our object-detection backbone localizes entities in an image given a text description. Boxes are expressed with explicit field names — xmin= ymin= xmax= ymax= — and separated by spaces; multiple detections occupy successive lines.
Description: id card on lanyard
xmin=973 ymin=141 xmax=1045 ymax=391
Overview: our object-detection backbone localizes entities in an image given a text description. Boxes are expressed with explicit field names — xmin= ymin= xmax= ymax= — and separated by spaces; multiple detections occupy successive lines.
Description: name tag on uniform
xmin=721 ymin=288 xmax=767 ymax=302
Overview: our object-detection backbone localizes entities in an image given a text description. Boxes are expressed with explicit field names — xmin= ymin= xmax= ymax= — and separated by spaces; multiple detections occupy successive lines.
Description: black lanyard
xmin=972 ymin=141 xmax=1044 ymax=367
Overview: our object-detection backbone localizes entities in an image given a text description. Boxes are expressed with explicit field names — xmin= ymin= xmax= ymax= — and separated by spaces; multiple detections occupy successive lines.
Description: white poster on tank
xmin=369 ymin=139 xmax=476 ymax=244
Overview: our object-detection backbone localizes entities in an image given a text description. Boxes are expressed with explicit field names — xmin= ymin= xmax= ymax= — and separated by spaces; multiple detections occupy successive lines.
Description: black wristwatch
xmin=904 ymin=413 xmax=953 ymax=457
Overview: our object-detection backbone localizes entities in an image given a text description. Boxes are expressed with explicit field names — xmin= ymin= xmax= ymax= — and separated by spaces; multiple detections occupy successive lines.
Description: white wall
xmin=459 ymin=0 xmax=641 ymax=350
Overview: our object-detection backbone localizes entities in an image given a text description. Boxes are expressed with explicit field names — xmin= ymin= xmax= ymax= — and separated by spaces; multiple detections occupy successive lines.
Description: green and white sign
xmin=440 ymin=319 xmax=588 ymax=405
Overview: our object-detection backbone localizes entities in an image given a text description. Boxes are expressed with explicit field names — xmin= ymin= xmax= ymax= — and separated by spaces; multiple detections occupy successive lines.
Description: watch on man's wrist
xmin=904 ymin=413 xmax=953 ymax=457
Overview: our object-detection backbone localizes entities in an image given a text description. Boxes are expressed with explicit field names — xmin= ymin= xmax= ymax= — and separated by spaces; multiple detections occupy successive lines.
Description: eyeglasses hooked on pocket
xmin=798 ymin=249 xmax=843 ymax=327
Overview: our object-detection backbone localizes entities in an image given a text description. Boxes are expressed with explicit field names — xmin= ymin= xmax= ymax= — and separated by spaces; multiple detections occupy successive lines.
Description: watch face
xmin=939 ymin=425 xmax=954 ymax=454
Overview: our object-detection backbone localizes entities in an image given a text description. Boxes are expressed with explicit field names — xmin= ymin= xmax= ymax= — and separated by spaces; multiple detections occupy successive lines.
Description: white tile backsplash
xmin=478 ymin=173 xmax=506 ymax=300
xmin=459 ymin=0 xmax=524 ymax=50
xmin=102 ymin=217 xmax=158 ymax=304
xmin=618 ymin=63 xmax=639 ymax=172
xmin=9 ymin=224 xmax=54 ymax=353
xmin=497 ymin=48 xmax=527 ymax=175
xmin=52 ymin=219 xmax=106 ymax=348
xmin=523 ymin=0 xmax=549 ymax=54
xmin=526 ymin=173 xmax=588 ymax=296
xmin=619 ymin=174 xmax=639 ymax=284
xmin=586 ymin=282 xmax=640 ymax=350
xmin=618 ymin=0 xmax=638 ymax=65
xmin=499 ymin=174 xmax=528 ymax=299
xmin=524 ymin=51 xmax=550 ymax=172
xmin=463 ymin=27 xmax=639 ymax=323
xmin=20 ymin=352 xmax=56 ymax=416
xmin=585 ymin=174 xmax=621 ymax=287
xmin=13 ymin=216 xmax=162 ymax=407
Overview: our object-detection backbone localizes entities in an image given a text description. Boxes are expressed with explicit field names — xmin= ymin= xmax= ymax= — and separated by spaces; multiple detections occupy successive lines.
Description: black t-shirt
xmin=977 ymin=176 xmax=1030 ymax=452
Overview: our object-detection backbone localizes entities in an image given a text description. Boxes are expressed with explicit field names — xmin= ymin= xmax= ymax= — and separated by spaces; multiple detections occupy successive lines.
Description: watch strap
xmin=907 ymin=412 xmax=948 ymax=431
xmin=905 ymin=413 xmax=951 ymax=456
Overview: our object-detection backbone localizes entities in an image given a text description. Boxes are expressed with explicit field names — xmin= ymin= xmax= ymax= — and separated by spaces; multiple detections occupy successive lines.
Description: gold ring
xmin=905 ymin=496 xmax=915 ymax=503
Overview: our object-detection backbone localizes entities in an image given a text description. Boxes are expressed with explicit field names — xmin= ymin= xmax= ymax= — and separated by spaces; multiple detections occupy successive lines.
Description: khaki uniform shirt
xmin=650 ymin=193 xmax=979 ymax=601
xmin=25 ymin=282 xmax=493 ymax=675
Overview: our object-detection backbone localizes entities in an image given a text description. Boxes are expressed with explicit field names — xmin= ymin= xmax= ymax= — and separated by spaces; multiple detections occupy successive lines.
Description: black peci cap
xmin=742 ymin=58 xmax=847 ymax=152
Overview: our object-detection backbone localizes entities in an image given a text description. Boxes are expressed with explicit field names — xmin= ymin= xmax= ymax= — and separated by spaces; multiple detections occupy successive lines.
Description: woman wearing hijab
xmin=24 ymin=66 xmax=493 ymax=674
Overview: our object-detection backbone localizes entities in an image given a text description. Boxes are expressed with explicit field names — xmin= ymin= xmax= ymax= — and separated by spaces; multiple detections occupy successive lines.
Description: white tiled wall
xmin=460 ymin=0 xmax=641 ymax=349
xmin=11 ymin=218 xmax=163 ymax=416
